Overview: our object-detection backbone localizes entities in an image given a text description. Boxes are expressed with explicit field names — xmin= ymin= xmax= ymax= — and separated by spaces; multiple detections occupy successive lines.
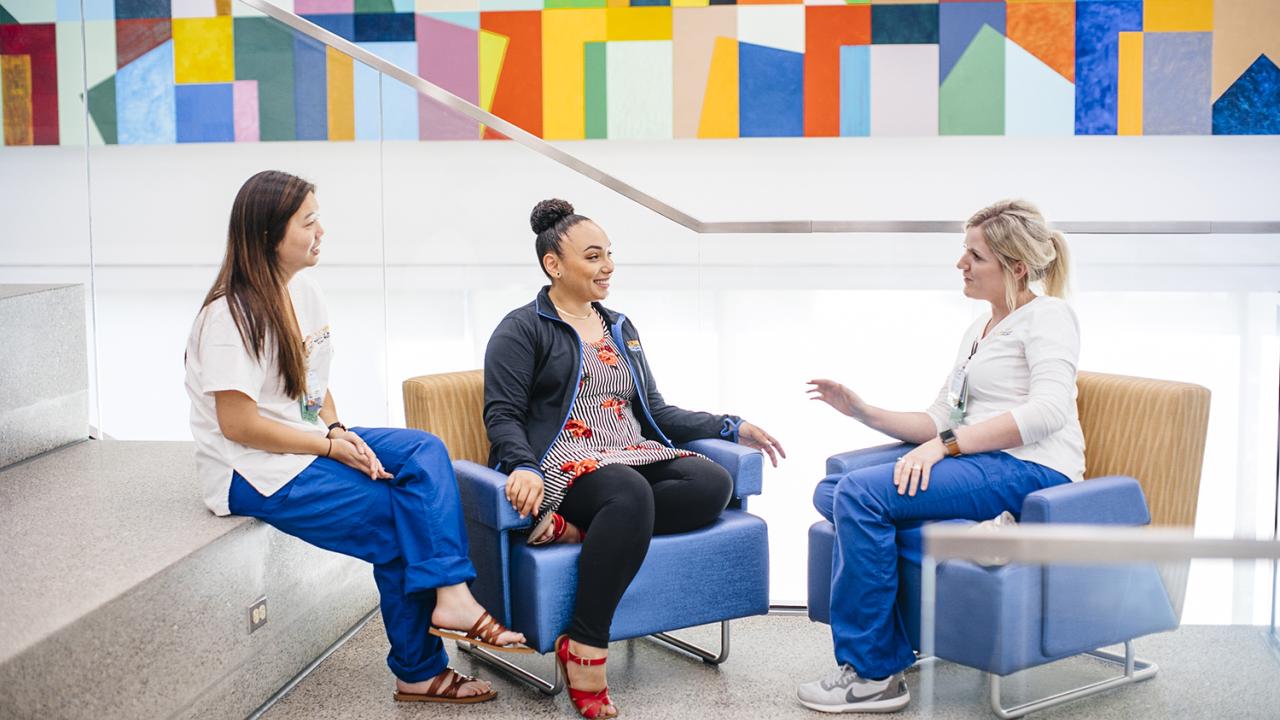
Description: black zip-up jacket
xmin=484 ymin=287 xmax=741 ymax=476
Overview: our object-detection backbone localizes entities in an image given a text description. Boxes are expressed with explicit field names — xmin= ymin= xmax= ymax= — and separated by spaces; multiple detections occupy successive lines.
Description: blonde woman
xmin=799 ymin=200 xmax=1084 ymax=713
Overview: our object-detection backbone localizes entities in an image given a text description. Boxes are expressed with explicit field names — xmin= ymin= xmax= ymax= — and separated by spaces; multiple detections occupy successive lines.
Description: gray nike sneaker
xmin=797 ymin=664 xmax=910 ymax=713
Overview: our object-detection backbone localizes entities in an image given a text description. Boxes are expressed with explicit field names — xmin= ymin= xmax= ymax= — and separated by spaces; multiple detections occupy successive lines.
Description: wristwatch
xmin=326 ymin=421 xmax=347 ymax=437
xmin=939 ymin=428 xmax=962 ymax=457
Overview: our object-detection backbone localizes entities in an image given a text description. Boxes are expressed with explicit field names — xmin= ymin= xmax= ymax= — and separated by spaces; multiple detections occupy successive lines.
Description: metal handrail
xmin=242 ymin=0 xmax=1280 ymax=236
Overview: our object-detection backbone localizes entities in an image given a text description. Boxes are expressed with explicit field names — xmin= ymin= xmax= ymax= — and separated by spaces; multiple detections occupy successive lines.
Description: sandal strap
xmin=469 ymin=611 xmax=499 ymax=644
xmin=442 ymin=672 xmax=473 ymax=698
xmin=424 ymin=670 xmax=450 ymax=697
xmin=559 ymin=636 xmax=608 ymax=666
xmin=469 ymin=611 xmax=517 ymax=647
xmin=568 ymin=687 xmax=613 ymax=719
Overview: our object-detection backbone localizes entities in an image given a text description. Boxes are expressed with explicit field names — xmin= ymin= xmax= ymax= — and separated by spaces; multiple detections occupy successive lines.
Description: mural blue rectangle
xmin=352 ymin=56 xmax=381 ymax=141
xmin=739 ymin=42 xmax=803 ymax=137
xmin=57 ymin=0 xmax=114 ymax=21
xmin=630 ymin=0 xmax=671 ymax=6
xmin=424 ymin=12 xmax=479 ymax=30
xmin=1144 ymin=32 xmax=1211 ymax=135
xmin=175 ymin=83 xmax=234 ymax=142
xmin=116 ymin=39 xmax=175 ymax=144
xmin=839 ymin=44 xmax=869 ymax=137
xmin=114 ymin=0 xmax=169 ymax=20
xmin=293 ymin=34 xmax=329 ymax=140
xmin=354 ymin=12 xmax=415 ymax=42
xmin=939 ymin=1 xmax=1004 ymax=82
xmin=1075 ymin=0 xmax=1143 ymax=135
xmin=871 ymin=3 xmax=939 ymax=45
xmin=358 ymin=41 xmax=418 ymax=140
xmin=303 ymin=13 xmax=356 ymax=41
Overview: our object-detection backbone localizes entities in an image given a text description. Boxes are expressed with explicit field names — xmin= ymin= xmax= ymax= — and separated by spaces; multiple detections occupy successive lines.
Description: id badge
xmin=947 ymin=366 xmax=969 ymax=424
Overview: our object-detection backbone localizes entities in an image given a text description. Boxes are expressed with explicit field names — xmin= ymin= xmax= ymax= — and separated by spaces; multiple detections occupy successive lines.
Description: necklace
xmin=553 ymin=302 xmax=593 ymax=320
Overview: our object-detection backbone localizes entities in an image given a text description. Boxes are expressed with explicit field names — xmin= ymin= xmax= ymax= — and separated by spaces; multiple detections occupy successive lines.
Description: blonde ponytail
xmin=1042 ymin=230 xmax=1070 ymax=299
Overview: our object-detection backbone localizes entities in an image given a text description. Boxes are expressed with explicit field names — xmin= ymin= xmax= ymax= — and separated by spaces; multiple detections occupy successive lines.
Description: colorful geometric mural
xmin=1 ymin=0 xmax=1278 ymax=145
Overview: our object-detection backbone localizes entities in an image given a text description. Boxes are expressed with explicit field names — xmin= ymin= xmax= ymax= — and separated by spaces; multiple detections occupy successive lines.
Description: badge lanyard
xmin=947 ymin=337 xmax=980 ymax=424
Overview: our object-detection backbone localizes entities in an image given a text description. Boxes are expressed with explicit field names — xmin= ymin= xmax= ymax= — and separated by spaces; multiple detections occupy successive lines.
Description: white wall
xmin=2 ymin=135 xmax=1278 ymax=621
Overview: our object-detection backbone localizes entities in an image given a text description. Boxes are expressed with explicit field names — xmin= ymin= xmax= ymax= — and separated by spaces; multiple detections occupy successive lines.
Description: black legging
xmin=555 ymin=455 xmax=733 ymax=648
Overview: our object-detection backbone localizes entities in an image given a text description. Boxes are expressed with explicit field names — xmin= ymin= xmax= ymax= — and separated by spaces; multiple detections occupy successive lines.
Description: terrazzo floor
xmin=259 ymin=614 xmax=1280 ymax=719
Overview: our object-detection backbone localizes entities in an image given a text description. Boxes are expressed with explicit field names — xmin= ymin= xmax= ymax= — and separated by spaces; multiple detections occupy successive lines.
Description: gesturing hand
xmin=806 ymin=379 xmax=866 ymax=420
xmin=329 ymin=434 xmax=392 ymax=480
xmin=737 ymin=421 xmax=785 ymax=467
xmin=505 ymin=469 xmax=545 ymax=519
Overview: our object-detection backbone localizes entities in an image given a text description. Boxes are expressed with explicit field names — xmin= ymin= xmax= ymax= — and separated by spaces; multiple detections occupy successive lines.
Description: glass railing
xmin=916 ymin=524 xmax=1280 ymax=717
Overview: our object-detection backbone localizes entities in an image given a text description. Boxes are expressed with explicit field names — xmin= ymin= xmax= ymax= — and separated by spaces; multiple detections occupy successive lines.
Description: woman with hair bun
xmin=798 ymin=199 xmax=1084 ymax=714
xmin=483 ymin=198 xmax=786 ymax=719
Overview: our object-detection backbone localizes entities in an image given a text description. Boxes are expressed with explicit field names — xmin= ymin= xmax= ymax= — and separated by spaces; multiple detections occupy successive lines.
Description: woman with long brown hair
xmin=183 ymin=170 xmax=528 ymax=705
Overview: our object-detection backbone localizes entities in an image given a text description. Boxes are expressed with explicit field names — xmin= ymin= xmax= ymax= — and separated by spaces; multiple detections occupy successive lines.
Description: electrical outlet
xmin=248 ymin=597 xmax=268 ymax=633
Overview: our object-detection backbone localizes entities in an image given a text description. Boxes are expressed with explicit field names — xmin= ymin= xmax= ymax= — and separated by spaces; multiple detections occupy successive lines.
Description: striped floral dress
xmin=535 ymin=322 xmax=697 ymax=524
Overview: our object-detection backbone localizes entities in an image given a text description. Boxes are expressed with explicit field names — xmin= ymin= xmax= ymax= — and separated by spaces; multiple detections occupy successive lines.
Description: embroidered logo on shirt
xmin=625 ymin=339 xmax=642 ymax=353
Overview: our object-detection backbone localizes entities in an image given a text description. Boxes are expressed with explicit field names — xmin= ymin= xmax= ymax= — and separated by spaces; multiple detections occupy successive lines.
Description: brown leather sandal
xmin=429 ymin=610 xmax=534 ymax=653
xmin=393 ymin=668 xmax=497 ymax=704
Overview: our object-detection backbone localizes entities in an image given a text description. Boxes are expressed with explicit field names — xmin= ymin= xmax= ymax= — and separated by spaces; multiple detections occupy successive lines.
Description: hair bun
xmin=530 ymin=198 xmax=574 ymax=235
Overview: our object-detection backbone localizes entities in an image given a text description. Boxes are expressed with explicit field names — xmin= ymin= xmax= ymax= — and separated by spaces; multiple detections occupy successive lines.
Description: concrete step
xmin=0 ymin=440 xmax=378 ymax=719
xmin=0 ymin=284 xmax=89 ymax=469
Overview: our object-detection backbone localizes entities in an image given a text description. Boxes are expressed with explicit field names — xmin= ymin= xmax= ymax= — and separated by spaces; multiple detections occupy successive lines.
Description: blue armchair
xmin=808 ymin=372 xmax=1210 ymax=717
xmin=404 ymin=370 xmax=770 ymax=693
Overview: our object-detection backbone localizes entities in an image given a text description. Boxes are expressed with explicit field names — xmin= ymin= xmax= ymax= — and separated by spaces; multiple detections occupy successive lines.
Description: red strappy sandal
xmin=528 ymin=512 xmax=586 ymax=546
xmin=555 ymin=634 xmax=617 ymax=719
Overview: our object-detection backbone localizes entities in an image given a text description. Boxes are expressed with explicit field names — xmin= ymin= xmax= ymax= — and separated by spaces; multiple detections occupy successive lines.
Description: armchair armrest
xmin=826 ymin=442 xmax=913 ymax=476
xmin=1021 ymin=476 xmax=1151 ymax=526
xmin=680 ymin=438 xmax=763 ymax=499
xmin=454 ymin=460 xmax=532 ymax=532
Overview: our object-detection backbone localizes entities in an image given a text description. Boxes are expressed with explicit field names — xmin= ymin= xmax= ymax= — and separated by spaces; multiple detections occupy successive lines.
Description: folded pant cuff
xmin=389 ymin=649 xmax=451 ymax=683
xmin=404 ymin=556 xmax=477 ymax=595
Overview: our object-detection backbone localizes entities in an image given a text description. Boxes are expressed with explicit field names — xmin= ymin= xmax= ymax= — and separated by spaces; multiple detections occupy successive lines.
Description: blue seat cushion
xmin=509 ymin=509 xmax=769 ymax=653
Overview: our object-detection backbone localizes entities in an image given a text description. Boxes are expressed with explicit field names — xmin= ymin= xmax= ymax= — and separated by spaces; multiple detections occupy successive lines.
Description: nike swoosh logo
xmin=845 ymin=685 xmax=889 ymax=703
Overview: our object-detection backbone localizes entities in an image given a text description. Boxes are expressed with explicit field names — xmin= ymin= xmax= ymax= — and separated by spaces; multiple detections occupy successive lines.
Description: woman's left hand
xmin=335 ymin=429 xmax=392 ymax=480
xmin=737 ymin=422 xmax=786 ymax=467
xmin=894 ymin=438 xmax=945 ymax=497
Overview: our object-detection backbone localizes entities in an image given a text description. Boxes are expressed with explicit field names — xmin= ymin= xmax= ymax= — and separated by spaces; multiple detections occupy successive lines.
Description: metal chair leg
xmin=988 ymin=641 xmax=1159 ymax=719
xmin=457 ymin=642 xmax=564 ymax=696
xmin=649 ymin=621 xmax=731 ymax=665
xmin=459 ymin=621 xmax=731 ymax=695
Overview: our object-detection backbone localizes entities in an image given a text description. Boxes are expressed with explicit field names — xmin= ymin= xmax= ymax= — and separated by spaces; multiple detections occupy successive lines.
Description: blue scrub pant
xmin=814 ymin=445 xmax=1069 ymax=679
xmin=228 ymin=427 xmax=475 ymax=683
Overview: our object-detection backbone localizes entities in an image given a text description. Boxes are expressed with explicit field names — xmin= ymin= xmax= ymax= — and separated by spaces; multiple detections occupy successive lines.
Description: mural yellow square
xmin=173 ymin=17 xmax=235 ymax=84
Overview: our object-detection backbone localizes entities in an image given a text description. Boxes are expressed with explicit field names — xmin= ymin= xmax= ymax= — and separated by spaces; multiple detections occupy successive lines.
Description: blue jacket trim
xmin=720 ymin=417 xmax=742 ymax=443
